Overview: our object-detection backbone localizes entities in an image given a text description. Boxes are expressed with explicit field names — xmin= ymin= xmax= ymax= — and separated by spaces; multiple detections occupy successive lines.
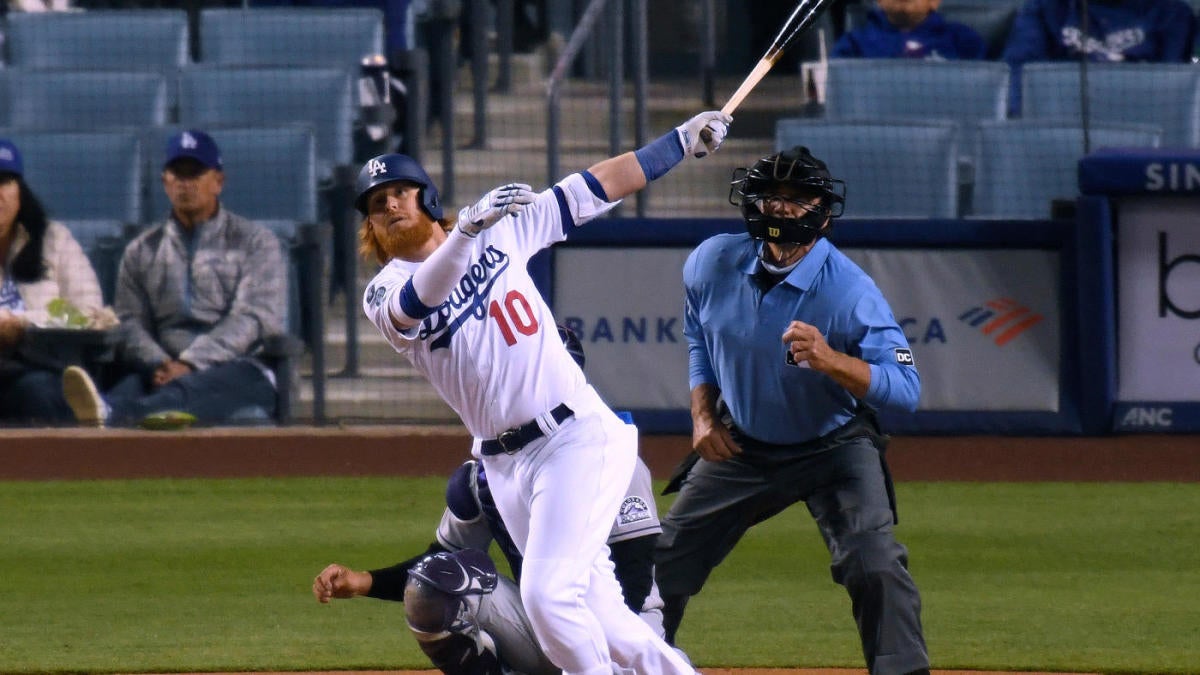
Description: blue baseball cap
xmin=0 ymin=139 xmax=23 ymax=176
xmin=164 ymin=130 xmax=222 ymax=171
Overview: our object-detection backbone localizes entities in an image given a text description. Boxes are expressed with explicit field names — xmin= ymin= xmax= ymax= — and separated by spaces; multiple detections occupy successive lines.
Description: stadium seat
xmin=4 ymin=10 xmax=189 ymax=70
xmin=58 ymin=219 xmax=128 ymax=306
xmin=824 ymin=59 xmax=1009 ymax=150
xmin=937 ymin=0 xmax=1022 ymax=59
xmin=2 ymin=70 xmax=170 ymax=131
xmin=198 ymin=7 xmax=384 ymax=70
xmin=775 ymin=118 xmax=961 ymax=219
xmin=971 ymin=120 xmax=1163 ymax=219
xmin=1020 ymin=62 xmax=1200 ymax=147
xmin=3 ymin=130 xmax=143 ymax=225
xmin=177 ymin=66 xmax=354 ymax=185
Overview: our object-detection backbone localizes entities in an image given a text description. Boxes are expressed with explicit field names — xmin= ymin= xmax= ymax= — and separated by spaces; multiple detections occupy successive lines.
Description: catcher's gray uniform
xmin=367 ymin=454 xmax=667 ymax=675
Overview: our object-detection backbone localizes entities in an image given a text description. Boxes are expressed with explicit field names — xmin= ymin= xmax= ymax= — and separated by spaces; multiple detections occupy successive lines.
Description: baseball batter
xmin=351 ymin=109 xmax=729 ymax=675
xmin=312 ymin=328 xmax=673 ymax=675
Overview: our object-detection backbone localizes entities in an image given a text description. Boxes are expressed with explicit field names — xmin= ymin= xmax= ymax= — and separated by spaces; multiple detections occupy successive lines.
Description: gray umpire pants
xmin=654 ymin=433 xmax=929 ymax=675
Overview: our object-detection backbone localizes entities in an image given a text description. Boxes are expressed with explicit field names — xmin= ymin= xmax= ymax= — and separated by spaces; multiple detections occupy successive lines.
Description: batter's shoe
xmin=62 ymin=366 xmax=109 ymax=427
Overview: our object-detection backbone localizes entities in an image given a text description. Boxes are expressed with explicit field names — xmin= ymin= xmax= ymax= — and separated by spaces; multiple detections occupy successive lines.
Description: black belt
xmin=480 ymin=403 xmax=574 ymax=456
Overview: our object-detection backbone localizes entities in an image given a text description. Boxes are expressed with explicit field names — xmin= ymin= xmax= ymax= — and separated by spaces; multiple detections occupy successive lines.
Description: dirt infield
xmin=142 ymin=662 xmax=1099 ymax=667
xmin=2 ymin=425 xmax=1197 ymax=482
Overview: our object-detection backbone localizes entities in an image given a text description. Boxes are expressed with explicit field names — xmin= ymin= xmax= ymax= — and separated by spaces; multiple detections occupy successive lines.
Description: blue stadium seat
xmin=2 ymin=70 xmax=169 ymax=131
xmin=177 ymin=66 xmax=354 ymax=185
xmin=58 ymin=219 xmax=128 ymax=306
xmin=824 ymin=59 xmax=1009 ymax=150
xmin=1020 ymin=63 xmax=1200 ymax=147
xmin=4 ymin=10 xmax=189 ymax=70
xmin=2 ymin=130 xmax=143 ymax=225
xmin=198 ymin=7 xmax=384 ymax=70
xmin=775 ymin=119 xmax=961 ymax=219
xmin=937 ymin=0 xmax=1022 ymax=59
xmin=971 ymin=120 xmax=1163 ymax=219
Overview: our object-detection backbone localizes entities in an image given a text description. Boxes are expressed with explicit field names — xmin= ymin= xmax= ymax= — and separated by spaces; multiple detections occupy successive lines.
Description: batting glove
xmin=676 ymin=111 xmax=732 ymax=158
xmin=457 ymin=183 xmax=536 ymax=237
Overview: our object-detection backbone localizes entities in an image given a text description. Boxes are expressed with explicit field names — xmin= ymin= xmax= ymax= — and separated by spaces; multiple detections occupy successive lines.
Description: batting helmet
xmin=729 ymin=145 xmax=845 ymax=246
xmin=557 ymin=324 xmax=585 ymax=369
xmin=354 ymin=153 xmax=443 ymax=219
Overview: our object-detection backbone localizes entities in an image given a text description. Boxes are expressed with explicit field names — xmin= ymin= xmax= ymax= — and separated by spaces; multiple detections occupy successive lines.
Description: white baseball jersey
xmin=363 ymin=172 xmax=618 ymax=440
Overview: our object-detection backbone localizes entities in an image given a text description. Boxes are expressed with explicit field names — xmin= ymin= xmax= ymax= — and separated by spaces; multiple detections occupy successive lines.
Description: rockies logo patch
xmin=618 ymin=496 xmax=651 ymax=525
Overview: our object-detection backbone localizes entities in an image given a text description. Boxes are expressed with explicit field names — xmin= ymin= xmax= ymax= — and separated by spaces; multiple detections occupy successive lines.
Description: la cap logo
xmin=368 ymin=158 xmax=388 ymax=177
xmin=181 ymin=132 xmax=198 ymax=149
xmin=0 ymin=149 xmax=12 ymax=161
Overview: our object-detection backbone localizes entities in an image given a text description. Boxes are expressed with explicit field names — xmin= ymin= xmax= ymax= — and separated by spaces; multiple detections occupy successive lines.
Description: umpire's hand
xmin=693 ymin=411 xmax=741 ymax=463
xmin=313 ymin=563 xmax=372 ymax=603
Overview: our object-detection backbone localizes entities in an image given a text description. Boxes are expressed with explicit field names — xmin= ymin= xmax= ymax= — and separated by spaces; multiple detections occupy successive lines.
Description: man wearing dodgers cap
xmin=62 ymin=130 xmax=287 ymax=427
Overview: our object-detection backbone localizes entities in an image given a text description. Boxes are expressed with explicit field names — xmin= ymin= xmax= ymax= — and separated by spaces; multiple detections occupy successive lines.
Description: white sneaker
xmin=62 ymin=366 xmax=109 ymax=427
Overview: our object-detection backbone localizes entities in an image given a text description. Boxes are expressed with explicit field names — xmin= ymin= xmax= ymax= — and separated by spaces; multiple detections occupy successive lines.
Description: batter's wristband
xmin=634 ymin=129 xmax=685 ymax=181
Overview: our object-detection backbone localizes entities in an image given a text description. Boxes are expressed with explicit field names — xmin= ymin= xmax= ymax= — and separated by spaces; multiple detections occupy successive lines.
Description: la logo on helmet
xmin=368 ymin=158 xmax=388 ymax=177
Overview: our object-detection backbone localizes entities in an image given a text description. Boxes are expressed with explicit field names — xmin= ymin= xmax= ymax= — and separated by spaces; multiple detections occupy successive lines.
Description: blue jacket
xmin=1003 ymin=0 xmax=1197 ymax=64
xmin=1002 ymin=0 xmax=1197 ymax=114
xmin=832 ymin=8 xmax=986 ymax=60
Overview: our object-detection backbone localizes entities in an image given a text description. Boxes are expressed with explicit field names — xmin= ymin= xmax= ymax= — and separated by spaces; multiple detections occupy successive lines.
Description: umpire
xmin=654 ymin=145 xmax=930 ymax=675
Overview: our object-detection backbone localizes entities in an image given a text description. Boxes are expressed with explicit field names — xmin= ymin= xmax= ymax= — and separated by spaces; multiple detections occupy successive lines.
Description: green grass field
xmin=1 ymin=477 xmax=1198 ymax=674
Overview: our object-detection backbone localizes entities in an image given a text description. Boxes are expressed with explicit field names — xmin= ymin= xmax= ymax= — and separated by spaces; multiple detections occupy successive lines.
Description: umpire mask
xmin=730 ymin=145 xmax=845 ymax=246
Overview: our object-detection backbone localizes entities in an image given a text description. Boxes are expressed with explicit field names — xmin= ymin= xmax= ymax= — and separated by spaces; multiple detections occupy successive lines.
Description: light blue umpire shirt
xmin=684 ymin=233 xmax=920 ymax=445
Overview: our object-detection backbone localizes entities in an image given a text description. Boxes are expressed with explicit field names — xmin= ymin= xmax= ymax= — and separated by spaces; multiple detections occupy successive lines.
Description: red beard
xmin=372 ymin=216 xmax=439 ymax=259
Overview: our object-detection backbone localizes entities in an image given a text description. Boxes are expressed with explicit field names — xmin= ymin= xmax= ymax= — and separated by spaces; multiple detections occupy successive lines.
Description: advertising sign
xmin=554 ymin=247 xmax=1061 ymax=414
xmin=1114 ymin=196 xmax=1200 ymax=431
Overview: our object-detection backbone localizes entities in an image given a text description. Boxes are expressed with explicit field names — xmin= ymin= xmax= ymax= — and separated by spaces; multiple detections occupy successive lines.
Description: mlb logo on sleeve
xmin=894 ymin=348 xmax=915 ymax=366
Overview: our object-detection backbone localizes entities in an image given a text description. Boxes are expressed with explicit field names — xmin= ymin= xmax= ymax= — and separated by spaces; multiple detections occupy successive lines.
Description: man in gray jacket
xmin=63 ymin=130 xmax=286 ymax=427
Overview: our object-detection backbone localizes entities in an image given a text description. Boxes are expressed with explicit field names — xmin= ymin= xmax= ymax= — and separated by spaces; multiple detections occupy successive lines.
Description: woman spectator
xmin=0 ymin=138 xmax=105 ymax=425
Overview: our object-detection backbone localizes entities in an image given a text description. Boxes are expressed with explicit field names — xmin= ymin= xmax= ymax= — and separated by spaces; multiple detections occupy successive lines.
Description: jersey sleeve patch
xmin=617 ymin=496 xmax=653 ymax=526
xmin=894 ymin=348 xmax=915 ymax=366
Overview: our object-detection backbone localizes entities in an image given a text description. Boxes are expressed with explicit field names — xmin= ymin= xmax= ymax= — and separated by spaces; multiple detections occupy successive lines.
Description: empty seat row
xmin=1 ymin=8 xmax=384 ymax=71
xmin=823 ymin=60 xmax=1200 ymax=147
xmin=0 ymin=66 xmax=356 ymax=184
xmin=775 ymin=118 xmax=1162 ymax=220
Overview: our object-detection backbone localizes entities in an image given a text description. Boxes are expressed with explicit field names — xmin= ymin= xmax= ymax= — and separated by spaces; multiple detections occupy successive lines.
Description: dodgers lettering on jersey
xmin=363 ymin=173 xmax=617 ymax=439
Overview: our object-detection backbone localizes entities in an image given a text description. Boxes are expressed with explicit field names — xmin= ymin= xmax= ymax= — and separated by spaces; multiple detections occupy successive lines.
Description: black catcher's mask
xmin=729 ymin=145 xmax=846 ymax=246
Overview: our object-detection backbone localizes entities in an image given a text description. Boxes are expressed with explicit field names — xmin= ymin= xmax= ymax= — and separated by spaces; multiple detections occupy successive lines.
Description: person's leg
xmin=0 ymin=368 xmax=74 ymax=424
xmin=654 ymin=455 xmax=791 ymax=644
xmin=805 ymin=437 xmax=929 ymax=675
xmin=110 ymin=360 xmax=275 ymax=426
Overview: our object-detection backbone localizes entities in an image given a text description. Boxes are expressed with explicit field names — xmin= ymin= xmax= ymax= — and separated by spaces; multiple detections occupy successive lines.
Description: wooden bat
xmin=701 ymin=0 xmax=836 ymax=144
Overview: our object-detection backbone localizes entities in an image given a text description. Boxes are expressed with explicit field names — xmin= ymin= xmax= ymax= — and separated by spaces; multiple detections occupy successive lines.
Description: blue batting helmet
xmin=354 ymin=153 xmax=443 ymax=219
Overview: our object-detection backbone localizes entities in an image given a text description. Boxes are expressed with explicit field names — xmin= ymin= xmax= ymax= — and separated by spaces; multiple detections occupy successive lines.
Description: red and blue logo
xmin=958 ymin=298 xmax=1043 ymax=346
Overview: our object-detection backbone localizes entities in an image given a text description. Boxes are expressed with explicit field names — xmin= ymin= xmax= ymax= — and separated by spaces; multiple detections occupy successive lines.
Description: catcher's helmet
xmin=354 ymin=153 xmax=443 ymax=219
xmin=557 ymin=324 xmax=585 ymax=369
xmin=729 ymin=145 xmax=845 ymax=245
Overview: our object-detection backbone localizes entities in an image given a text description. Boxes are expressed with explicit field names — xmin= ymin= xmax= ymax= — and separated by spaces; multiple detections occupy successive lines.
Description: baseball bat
xmin=700 ymin=0 xmax=836 ymax=143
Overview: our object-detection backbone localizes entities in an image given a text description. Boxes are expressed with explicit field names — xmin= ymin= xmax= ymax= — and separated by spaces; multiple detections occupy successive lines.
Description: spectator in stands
xmin=831 ymin=0 xmax=986 ymax=60
xmin=1003 ymin=0 xmax=1198 ymax=114
xmin=0 ymin=138 xmax=106 ymax=425
xmin=61 ymin=130 xmax=286 ymax=428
